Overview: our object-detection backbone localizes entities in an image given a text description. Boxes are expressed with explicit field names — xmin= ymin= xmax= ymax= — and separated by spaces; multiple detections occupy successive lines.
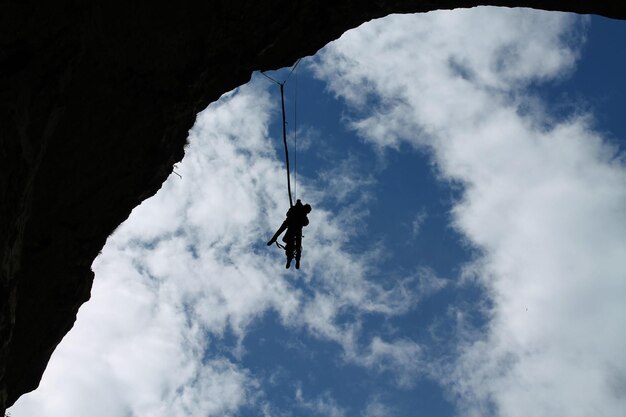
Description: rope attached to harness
xmin=280 ymin=83 xmax=293 ymax=208
xmin=261 ymin=59 xmax=302 ymax=208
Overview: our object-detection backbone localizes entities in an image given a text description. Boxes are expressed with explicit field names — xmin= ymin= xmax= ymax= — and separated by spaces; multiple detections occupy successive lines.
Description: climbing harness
xmin=260 ymin=58 xmax=301 ymax=208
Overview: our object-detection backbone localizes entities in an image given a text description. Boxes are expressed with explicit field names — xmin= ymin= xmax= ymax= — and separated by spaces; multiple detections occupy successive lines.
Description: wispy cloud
xmin=295 ymin=387 xmax=347 ymax=417
xmin=353 ymin=337 xmax=423 ymax=388
xmin=361 ymin=398 xmax=396 ymax=417
xmin=410 ymin=208 xmax=428 ymax=237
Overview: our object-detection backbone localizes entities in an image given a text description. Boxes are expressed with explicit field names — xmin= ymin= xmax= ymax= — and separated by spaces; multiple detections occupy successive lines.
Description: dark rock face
xmin=0 ymin=0 xmax=623 ymax=412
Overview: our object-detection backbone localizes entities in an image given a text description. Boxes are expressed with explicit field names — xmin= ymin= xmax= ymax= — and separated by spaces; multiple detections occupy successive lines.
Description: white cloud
xmin=312 ymin=7 xmax=626 ymax=417
xmin=165 ymin=360 xmax=256 ymax=417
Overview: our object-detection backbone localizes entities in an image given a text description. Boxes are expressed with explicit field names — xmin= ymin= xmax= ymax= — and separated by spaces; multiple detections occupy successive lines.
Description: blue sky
xmin=10 ymin=8 xmax=626 ymax=417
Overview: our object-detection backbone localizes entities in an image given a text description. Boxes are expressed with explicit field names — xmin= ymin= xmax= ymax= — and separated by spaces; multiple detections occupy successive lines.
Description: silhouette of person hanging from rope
xmin=267 ymin=199 xmax=311 ymax=269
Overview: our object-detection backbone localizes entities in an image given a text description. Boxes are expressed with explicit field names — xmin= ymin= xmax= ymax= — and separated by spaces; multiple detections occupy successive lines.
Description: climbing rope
xmin=280 ymin=83 xmax=294 ymax=207
xmin=293 ymin=67 xmax=298 ymax=202
xmin=261 ymin=59 xmax=301 ymax=208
